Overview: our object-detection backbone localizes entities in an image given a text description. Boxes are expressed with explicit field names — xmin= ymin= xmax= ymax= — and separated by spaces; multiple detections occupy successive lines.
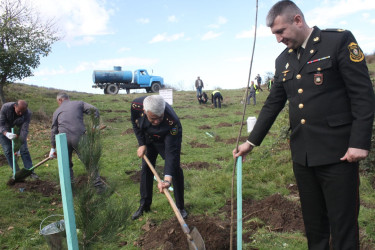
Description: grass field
xmin=0 ymin=82 xmax=374 ymax=249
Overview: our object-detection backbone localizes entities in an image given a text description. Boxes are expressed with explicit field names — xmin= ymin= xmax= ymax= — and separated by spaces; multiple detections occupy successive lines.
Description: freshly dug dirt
xmin=198 ymin=125 xmax=211 ymax=129
xmin=8 ymin=179 xmax=59 ymax=197
xmin=125 ymin=170 xmax=142 ymax=183
xmin=121 ymin=128 xmax=134 ymax=135
xmin=217 ymin=122 xmax=232 ymax=128
xmin=189 ymin=141 xmax=210 ymax=148
xmin=181 ymin=162 xmax=210 ymax=170
xmin=136 ymin=193 xmax=305 ymax=249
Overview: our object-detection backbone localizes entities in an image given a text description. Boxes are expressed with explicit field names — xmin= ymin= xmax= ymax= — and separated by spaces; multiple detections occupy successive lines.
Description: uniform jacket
xmin=51 ymin=100 xmax=99 ymax=147
xmin=248 ymin=27 xmax=374 ymax=167
xmin=0 ymin=102 xmax=32 ymax=143
xmin=131 ymin=96 xmax=182 ymax=176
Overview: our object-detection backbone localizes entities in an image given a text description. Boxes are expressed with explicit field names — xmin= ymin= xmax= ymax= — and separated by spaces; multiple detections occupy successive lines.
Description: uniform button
xmin=310 ymin=49 xmax=314 ymax=54
xmin=298 ymin=88 xmax=303 ymax=94
xmin=317 ymin=67 xmax=321 ymax=71
xmin=296 ymin=74 xmax=301 ymax=79
xmin=283 ymin=78 xmax=286 ymax=82
xmin=299 ymin=104 xmax=304 ymax=109
xmin=301 ymin=119 xmax=306 ymax=124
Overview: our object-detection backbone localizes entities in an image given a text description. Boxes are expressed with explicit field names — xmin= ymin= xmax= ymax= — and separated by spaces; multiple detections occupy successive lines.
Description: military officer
xmin=130 ymin=95 xmax=187 ymax=220
xmin=233 ymin=1 xmax=374 ymax=249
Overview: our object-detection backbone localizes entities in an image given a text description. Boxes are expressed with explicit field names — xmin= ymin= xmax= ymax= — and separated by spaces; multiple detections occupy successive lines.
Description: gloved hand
xmin=49 ymin=148 xmax=57 ymax=158
xmin=5 ymin=132 xmax=17 ymax=140
xmin=15 ymin=150 xmax=21 ymax=156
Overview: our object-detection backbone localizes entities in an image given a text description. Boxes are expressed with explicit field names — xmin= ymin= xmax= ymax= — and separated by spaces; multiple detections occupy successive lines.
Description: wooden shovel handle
xmin=143 ymin=155 xmax=191 ymax=235
xmin=30 ymin=157 xmax=51 ymax=170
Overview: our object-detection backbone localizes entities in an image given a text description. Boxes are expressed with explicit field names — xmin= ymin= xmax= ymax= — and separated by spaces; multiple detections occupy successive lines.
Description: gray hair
xmin=266 ymin=0 xmax=305 ymax=27
xmin=143 ymin=95 xmax=166 ymax=116
xmin=57 ymin=92 xmax=69 ymax=100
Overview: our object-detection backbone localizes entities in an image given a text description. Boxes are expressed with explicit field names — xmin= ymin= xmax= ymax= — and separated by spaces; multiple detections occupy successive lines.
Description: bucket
xmin=247 ymin=116 xmax=257 ymax=133
xmin=40 ymin=215 xmax=67 ymax=250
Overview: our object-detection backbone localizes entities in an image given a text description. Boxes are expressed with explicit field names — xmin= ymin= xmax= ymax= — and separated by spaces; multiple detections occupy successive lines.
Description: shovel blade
xmin=187 ymin=227 xmax=206 ymax=250
xmin=14 ymin=168 xmax=32 ymax=181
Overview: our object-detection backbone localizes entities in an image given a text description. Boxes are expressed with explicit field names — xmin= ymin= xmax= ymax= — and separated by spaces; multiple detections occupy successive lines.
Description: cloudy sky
xmin=19 ymin=0 xmax=375 ymax=94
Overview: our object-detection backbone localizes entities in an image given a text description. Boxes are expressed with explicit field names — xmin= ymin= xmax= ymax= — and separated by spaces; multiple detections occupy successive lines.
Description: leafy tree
xmin=0 ymin=0 xmax=60 ymax=104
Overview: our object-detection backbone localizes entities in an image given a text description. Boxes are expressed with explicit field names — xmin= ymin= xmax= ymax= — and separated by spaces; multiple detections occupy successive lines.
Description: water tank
xmin=92 ymin=67 xmax=133 ymax=84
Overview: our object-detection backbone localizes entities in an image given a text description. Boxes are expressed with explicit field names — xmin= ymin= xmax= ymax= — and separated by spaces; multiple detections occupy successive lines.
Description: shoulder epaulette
xmin=131 ymin=102 xmax=143 ymax=111
xmin=322 ymin=28 xmax=346 ymax=32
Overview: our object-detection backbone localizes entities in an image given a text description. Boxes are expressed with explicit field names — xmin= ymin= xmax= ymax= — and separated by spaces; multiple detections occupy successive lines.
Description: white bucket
xmin=247 ymin=117 xmax=257 ymax=133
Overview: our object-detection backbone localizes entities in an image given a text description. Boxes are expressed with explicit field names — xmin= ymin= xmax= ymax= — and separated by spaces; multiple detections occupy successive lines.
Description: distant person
xmin=50 ymin=92 xmax=104 ymax=190
xmin=130 ymin=95 xmax=187 ymax=220
xmin=197 ymin=92 xmax=208 ymax=104
xmin=0 ymin=100 xmax=38 ymax=179
xmin=247 ymin=81 xmax=257 ymax=105
xmin=255 ymin=74 xmax=263 ymax=92
xmin=233 ymin=1 xmax=374 ymax=249
xmin=195 ymin=76 xmax=204 ymax=97
xmin=211 ymin=90 xmax=223 ymax=108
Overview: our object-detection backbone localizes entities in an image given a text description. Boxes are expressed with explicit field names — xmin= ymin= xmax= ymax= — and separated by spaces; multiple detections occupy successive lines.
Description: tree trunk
xmin=0 ymin=83 xmax=6 ymax=105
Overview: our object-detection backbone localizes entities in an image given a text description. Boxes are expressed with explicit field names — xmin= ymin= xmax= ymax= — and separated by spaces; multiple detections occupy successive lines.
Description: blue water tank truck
xmin=92 ymin=66 xmax=164 ymax=94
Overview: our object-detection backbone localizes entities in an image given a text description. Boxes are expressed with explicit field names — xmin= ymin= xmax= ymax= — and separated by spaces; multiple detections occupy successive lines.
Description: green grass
xmin=0 ymin=83 xmax=374 ymax=249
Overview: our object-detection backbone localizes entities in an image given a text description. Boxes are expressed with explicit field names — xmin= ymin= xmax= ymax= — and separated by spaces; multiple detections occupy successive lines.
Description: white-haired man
xmin=130 ymin=95 xmax=186 ymax=220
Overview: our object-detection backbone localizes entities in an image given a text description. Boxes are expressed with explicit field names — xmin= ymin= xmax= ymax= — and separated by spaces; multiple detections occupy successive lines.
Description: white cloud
xmin=149 ymin=33 xmax=185 ymax=43
xmin=202 ymin=31 xmax=222 ymax=40
xmin=236 ymin=25 xmax=272 ymax=39
xmin=137 ymin=18 xmax=150 ymax=24
xmin=28 ymin=0 xmax=113 ymax=43
xmin=118 ymin=47 xmax=131 ymax=53
xmin=34 ymin=66 xmax=67 ymax=76
xmin=307 ymin=0 xmax=375 ymax=27
xmin=168 ymin=15 xmax=177 ymax=22
xmin=208 ymin=16 xmax=227 ymax=29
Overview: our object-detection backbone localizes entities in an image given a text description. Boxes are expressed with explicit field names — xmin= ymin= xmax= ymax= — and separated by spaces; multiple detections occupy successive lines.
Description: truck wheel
xmin=145 ymin=87 xmax=151 ymax=93
xmin=126 ymin=89 xmax=130 ymax=94
xmin=104 ymin=87 xmax=108 ymax=94
xmin=107 ymin=84 xmax=119 ymax=95
xmin=151 ymin=83 xmax=161 ymax=93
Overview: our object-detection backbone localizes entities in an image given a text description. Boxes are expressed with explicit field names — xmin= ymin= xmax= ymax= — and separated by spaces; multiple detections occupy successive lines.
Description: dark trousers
xmin=213 ymin=93 xmax=222 ymax=108
xmin=140 ymin=144 xmax=185 ymax=209
xmin=293 ymin=161 xmax=360 ymax=250
xmin=0 ymin=133 xmax=33 ymax=171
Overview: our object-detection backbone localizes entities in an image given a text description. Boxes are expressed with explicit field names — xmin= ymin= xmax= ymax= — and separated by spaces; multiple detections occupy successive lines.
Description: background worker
xmin=197 ymin=91 xmax=208 ymax=104
xmin=130 ymin=95 xmax=187 ymax=220
xmin=0 ymin=100 xmax=38 ymax=179
xmin=255 ymin=74 xmax=263 ymax=92
xmin=195 ymin=76 xmax=204 ymax=97
xmin=50 ymin=92 xmax=104 ymax=189
xmin=247 ymin=81 xmax=257 ymax=105
xmin=211 ymin=90 xmax=223 ymax=108
xmin=233 ymin=1 xmax=374 ymax=249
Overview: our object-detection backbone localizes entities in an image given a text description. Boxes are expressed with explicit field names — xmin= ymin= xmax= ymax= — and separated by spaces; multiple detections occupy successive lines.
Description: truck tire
xmin=104 ymin=87 xmax=108 ymax=94
xmin=107 ymin=84 xmax=119 ymax=95
xmin=126 ymin=89 xmax=130 ymax=94
xmin=151 ymin=83 xmax=162 ymax=93
xmin=145 ymin=87 xmax=152 ymax=93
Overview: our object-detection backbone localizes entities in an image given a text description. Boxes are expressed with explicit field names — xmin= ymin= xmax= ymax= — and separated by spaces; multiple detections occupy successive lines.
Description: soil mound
xmin=121 ymin=128 xmax=134 ymax=135
xmin=8 ymin=179 xmax=59 ymax=197
xmin=137 ymin=216 xmax=230 ymax=250
xmin=198 ymin=125 xmax=211 ymax=129
xmin=125 ymin=170 xmax=142 ymax=183
xmin=217 ymin=122 xmax=232 ymax=128
xmin=181 ymin=162 xmax=210 ymax=170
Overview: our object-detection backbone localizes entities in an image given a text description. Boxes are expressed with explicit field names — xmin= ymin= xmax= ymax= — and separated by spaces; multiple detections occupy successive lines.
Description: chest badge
xmin=314 ymin=73 xmax=323 ymax=85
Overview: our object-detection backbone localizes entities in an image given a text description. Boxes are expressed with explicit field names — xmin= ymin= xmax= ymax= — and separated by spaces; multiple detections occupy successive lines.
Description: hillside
xmin=0 ymin=80 xmax=374 ymax=249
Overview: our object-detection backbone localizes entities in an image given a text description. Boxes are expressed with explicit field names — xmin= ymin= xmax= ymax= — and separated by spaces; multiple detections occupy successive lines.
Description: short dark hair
xmin=266 ymin=0 xmax=305 ymax=27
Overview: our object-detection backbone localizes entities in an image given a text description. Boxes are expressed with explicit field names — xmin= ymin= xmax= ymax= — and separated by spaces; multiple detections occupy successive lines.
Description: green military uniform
xmin=248 ymin=27 xmax=374 ymax=249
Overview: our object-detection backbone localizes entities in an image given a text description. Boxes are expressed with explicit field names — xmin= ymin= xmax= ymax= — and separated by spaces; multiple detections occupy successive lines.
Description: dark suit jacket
xmin=248 ymin=27 xmax=374 ymax=167
xmin=131 ymin=96 xmax=182 ymax=176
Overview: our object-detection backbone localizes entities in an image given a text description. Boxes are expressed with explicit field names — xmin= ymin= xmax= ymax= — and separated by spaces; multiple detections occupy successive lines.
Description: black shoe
xmin=179 ymin=209 xmax=188 ymax=219
xmin=131 ymin=205 xmax=150 ymax=220
xmin=30 ymin=173 xmax=39 ymax=179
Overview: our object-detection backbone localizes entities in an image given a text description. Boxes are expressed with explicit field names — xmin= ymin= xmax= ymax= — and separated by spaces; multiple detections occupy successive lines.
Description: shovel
xmin=13 ymin=157 xmax=51 ymax=182
xmin=143 ymin=155 xmax=206 ymax=250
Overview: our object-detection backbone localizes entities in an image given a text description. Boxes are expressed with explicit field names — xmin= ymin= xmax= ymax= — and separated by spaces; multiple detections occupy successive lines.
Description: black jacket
xmin=248 ymin=27 xmax=374 ymax=167
xmin=131 ymin=96 xmax=182 ymax=176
